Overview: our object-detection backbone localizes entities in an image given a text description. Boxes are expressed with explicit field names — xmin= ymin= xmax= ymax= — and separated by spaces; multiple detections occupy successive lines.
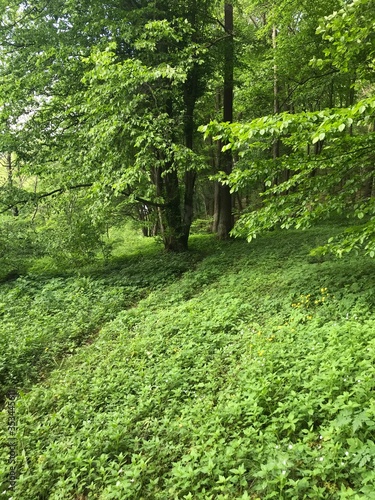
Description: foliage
xmin=201 ymin=0 xmax=375 ymax=257
xmin=235 ymin=0 xmax=344 ymax=118
xmin=0 ymin=216 xmax=40 ymax=280
xmin=315 ymin=0 xmax=375 ymax=81
xmin=1 ymin=224 xmax=375 ymax=498
xmin=35 ymin=193 xmax=114 ymax=265
xmin=0 ymin=233 xmax=200 ymax=404
xmin=0 ymin=0 xmax=221 ymax=251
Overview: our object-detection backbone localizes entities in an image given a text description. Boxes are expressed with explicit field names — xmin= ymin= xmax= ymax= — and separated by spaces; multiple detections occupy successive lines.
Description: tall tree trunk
xmin=216 ymin=2 xmax=234 ymax=239
xmin=160 ymin=87 xmax=199 ymax=252
xmin=156 ymin=1 xmax=203 ymax=252
xmin=182 ymin=168 xmax=196 ymax=248
xmin=181 ymin=70 xmax=198 ymax=248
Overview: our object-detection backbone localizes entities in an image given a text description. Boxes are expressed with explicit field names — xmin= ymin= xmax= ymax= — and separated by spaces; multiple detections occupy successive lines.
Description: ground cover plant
xmin=0 ymin=229 xmax=200 ymax=404
xmin=1 ymin=224 xmax=375 ymax=499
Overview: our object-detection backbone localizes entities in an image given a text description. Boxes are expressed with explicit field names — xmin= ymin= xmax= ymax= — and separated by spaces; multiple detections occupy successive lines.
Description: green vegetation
xmin=1 ymin=0 xmax=375 ymax=252
xmin=1 ymin=0 xmax=375 ymax=497
xmin=1 ymin=224 xmax=375 ymax=499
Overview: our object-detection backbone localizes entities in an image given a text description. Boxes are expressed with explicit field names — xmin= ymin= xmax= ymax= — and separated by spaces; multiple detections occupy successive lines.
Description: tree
xmin=0 ymin=0 xmax=221 ymax=252
xmin=214 ymin=2 xmax=235 ymax=239
xmin=202 ymin=0 xmax=375 ymax=257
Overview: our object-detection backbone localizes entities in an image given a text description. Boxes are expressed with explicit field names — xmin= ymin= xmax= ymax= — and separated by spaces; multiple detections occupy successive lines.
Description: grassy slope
xmin=1 ymin=225 xmax=375 ymax=499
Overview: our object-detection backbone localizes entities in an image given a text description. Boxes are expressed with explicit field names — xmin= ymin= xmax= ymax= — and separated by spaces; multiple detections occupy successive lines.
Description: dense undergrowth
xmin=1 ymin=224 xmax=375 ymax=499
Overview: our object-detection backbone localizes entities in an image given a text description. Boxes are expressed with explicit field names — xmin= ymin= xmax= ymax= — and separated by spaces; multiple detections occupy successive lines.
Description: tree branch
xmin=120 ymin=191 xmax=166 ymax=208
xmin=205 ymin=34 xmax=232 ymax=50
xmin=280 ymin=69 xmax=340 ymax=109
xmin=1 ymin=183 xmax=167 ymax=213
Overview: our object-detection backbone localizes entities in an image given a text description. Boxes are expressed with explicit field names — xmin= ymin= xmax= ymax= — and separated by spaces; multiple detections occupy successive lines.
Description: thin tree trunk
xmin=212 ymin=92 xmax=221 ymax=233
xmin=212 ymin=179 xmax=220 ymax=233
xmin=6 ymin=153 xmax=18 ymax=216
xmin=163 ymin=168 xmax=186 ymax=252
xmin=272 ymin=26 xmax=280 ymax=161
xmin=181 ymin=82 xmax=198 ymax=248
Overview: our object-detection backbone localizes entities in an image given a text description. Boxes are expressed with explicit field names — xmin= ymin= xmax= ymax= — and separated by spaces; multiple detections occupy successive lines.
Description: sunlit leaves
xmin=316 ymin=0 xmax=375 ymax=82
xmin=202 ymin=95 xmax=375 ymax=150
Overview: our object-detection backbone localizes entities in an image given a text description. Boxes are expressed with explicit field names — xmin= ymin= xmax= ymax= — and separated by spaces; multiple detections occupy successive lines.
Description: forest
xmin=1 ymin=0 xmax=375 ymax=498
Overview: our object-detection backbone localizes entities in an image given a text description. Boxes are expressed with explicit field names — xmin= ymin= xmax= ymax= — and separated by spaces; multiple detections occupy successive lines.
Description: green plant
xmin=1 ymin=225 xmax=374 ymax=498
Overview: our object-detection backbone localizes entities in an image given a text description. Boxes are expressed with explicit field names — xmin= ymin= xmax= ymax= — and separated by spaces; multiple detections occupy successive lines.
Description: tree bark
xmin=162 ymin=168 xmax=186 ymax=252
xmin=212 ymin=178 xmax=220 ymax=233
xmin=154 ymin=97 xmax=186 ymax=252
xmin=181 ymin=69 xmax=199 ymax=248
xmin=216 ymin=2 xmax=234 ymax=239
xmin=272 ymin=26 xmax=280 ymax=162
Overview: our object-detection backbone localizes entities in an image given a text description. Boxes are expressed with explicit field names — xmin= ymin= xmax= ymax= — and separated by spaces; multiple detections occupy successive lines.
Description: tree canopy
xmin=0 ymin=0 xmax=374 ymax=257
xmin=202 ymin=0 xmax=375 ymax=257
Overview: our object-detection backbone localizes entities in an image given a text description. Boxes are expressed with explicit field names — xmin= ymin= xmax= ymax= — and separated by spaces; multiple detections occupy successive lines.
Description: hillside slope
xmin=1 ymin=226 xmax=375 ymax=499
